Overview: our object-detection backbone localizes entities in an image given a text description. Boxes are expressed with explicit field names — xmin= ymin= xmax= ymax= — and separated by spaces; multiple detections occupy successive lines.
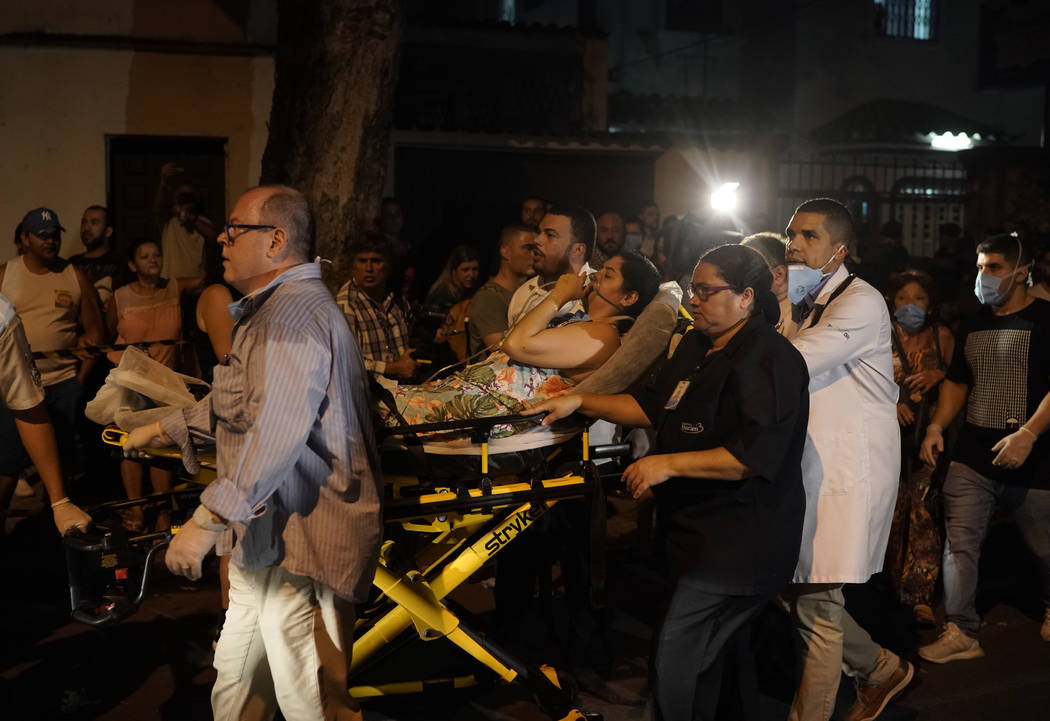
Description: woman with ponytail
xmin=528 ymin=243 xmax=811 ymax=720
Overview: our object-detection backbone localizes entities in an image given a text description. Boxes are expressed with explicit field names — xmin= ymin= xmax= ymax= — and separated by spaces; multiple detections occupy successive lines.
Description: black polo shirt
xmin=631 ymin=318 xmax=810 ymax=594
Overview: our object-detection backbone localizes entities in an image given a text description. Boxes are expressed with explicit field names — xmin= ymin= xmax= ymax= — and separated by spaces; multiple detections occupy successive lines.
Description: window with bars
xmin=874 ymin=0 xmax=938 ymax=41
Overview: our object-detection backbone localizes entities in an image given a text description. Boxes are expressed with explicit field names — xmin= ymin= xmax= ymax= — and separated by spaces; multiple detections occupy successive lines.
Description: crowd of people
xmin=1 ymin=167 xmax=1049 ymax=721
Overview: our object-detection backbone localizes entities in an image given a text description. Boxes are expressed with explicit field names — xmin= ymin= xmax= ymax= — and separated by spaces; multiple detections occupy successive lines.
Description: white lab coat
xmin=784 ymin=265 xmax=901 ymax=583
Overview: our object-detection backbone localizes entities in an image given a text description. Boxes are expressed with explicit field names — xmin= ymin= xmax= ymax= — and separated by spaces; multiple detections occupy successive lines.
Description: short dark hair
xmin=546 ymin=204 xmax=596 ymax=262
xmin=117 ymin=237 xmax=163 ymax=288
xmin=793 ymin=197 xmax=856 ymax=245
xmin=977 ymin=233 xmax=1029 ymax=267
xmin=741 ymin=232 xmax=787 ymax=269
xmin=349 ymin=233 xmax=392 ymax=261
xmin=258 ymin=185 xmax=314 ymax=261
xmin=85 ymin=204 xmax=111 ymax=228
xmin=13 ymin=222 xmax=21 ymax=249
xmin=614 ymin=250 xmax=661 ymax=318
xmin=880 ymin=220 xmax=904 ymax=240
xmin=698 ymin=244 xmax=780 ymax=325
xmin=499 ymin=222 xmax=537 ymax=248
xmin=127 ymin=237 xmax=161 ymax=260
xmin=887 ymin=269 xmax=936 ymax=304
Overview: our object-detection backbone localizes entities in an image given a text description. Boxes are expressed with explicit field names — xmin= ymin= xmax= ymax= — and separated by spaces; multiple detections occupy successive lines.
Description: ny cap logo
xmin=41 ymin=210 xmax=52 ymax=221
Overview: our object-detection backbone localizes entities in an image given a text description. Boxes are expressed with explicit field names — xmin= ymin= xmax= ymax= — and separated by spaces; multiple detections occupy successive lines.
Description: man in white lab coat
xmin=778 ymin=199 xmax=913 ymax=721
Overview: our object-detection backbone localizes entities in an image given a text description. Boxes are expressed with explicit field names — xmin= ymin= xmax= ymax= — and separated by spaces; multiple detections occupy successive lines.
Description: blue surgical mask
xmin=786 ymin=245 xmax=843 ymax=305
xmin=974 ymin=272 xmax=1008 ymax=306
xmin=623 ymin=233 xmax=642 ymax=252
xmin=974 ymin=233 xmax=1028 ymax=306
xmin=894 ymin=304 xmax=926 ymax=332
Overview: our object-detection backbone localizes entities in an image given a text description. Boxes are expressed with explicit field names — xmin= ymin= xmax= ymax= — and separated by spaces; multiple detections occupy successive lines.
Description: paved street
xmin=2 ymin=481 xmax=1049 ymax=721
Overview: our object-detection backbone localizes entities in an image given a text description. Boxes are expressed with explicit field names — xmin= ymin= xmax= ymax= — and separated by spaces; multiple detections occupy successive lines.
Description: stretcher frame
xmin=76 ymin=415 xmax=620 ymax=721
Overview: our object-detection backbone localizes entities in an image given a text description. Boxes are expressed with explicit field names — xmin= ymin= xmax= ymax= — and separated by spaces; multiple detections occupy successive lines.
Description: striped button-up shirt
xmin=161 ymin=262 xmax=383 ymax=601
xmin=336 ymin=279 xmax=409 ymax=375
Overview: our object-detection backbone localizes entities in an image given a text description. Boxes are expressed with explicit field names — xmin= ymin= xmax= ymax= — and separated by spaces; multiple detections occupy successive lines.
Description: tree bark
xmin=260 ymin=0 xmax=404 ymax=290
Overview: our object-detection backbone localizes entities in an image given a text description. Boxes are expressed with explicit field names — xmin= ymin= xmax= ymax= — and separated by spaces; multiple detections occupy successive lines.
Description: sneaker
xmin=845 ymin=658 xmax=915 ymax=721
xmin=1041 ymin=609 xmax=1050 ymax=643
xmin=918 ymin=622 xmax=984 ymax=663
xmin=913 ymin=603 xmax=936 ymax=627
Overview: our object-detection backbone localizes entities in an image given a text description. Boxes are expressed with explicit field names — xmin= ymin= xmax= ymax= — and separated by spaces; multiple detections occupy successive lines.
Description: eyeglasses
xmin=222 ymin=223 xmax=276 ymax=246
xmin=686 ymin=283 xmax=735 ymax=301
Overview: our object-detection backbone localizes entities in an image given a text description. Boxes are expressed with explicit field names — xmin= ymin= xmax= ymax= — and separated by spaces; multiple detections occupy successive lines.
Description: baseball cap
xmin=20 ymin=207 xmax=66 ymax=236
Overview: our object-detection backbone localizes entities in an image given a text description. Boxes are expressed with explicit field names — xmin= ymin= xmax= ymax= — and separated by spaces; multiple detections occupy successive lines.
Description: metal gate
xmin=777 ymin=153 xmax=967 ymax=257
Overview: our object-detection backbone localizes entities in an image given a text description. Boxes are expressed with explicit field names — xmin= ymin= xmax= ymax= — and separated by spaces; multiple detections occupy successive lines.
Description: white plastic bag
xmin=85 ymin=346 xmax=206 ymax=430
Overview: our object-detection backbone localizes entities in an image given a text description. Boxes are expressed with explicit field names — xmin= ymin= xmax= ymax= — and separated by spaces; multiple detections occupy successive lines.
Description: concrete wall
xmin=785 ymin=0 xmax=1044 ymax=149
xmin=0 ymin=0 xmax=275 ymax=263
xmin=0 ymin=46 xmax=273 ymax=263
xmin=601 ymin=0 xmax=740 ymax=99
xmin=599 ymin=0 xmax=1044 ymax=146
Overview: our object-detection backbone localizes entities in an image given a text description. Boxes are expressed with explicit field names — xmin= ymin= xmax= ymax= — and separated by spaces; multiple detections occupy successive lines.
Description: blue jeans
xmin=942 ymin=462 xmax=1050 ymax=637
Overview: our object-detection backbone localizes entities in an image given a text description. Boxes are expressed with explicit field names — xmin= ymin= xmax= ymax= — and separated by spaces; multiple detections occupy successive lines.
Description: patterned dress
xmin=389 ymin=350 xmax=574 ymax=437
xmin=885 ymin=323 xmax=948 ymax=607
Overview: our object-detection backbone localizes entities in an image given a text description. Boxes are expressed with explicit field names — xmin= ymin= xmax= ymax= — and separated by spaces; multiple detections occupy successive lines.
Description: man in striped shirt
xmin=336 ymin=234 xmax=418 ymax=378
xmin=126 ymin=185 xmax=382 ymax=721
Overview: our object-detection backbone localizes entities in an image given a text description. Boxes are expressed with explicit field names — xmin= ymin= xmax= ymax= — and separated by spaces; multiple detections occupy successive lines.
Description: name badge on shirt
xmin=664 ymin=380 xmax=691 ymax=410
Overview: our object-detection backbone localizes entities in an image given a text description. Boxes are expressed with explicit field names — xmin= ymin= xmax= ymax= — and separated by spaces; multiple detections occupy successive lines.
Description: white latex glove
xmin=991 ymin=427 xmax=1037 ymax=470
xmin=165 ymin=505 xmax=224 ymax=581
xmin=51 ymin=498 xmax=92 ymax=535
xmin=123 ymin=421 xmax=172 ymax=459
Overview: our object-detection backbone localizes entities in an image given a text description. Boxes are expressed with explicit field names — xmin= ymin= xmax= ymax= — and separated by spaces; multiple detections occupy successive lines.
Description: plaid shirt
xmin=336 ymin=279 xmax=409 ymax=375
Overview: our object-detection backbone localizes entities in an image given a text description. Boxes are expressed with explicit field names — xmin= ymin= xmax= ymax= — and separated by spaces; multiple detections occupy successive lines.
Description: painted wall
xmin=0 ymin=46 xmax=273 ymax=263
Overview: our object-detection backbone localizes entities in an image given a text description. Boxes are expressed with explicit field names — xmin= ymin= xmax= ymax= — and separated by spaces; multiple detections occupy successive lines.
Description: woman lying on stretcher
xmin=383 ymin=251 xmax=660 ymax=435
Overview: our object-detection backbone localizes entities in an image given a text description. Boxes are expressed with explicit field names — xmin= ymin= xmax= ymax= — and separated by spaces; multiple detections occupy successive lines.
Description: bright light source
xmin=928 ymin=132 xmax=974 ymax=151
xmin=710 ymin=182 xmax=740 ymax=213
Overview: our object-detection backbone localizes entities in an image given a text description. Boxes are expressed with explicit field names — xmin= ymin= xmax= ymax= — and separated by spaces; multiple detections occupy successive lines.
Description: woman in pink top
xmin=106 ymin=238 xmax=200 ymax=530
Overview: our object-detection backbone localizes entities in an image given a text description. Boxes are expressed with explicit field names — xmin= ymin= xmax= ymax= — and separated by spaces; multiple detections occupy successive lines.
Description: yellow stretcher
xmin=83 ymin=415 xmax=620 ymax=721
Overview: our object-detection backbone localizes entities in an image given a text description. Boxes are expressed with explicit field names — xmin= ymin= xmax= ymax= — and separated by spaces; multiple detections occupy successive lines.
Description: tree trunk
xmin=260 ymin=0 xmax=404 ymax=290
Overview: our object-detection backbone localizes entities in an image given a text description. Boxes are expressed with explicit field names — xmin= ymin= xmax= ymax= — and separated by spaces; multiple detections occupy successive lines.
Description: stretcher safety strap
xmin=31 ymin=339 xmax=183 ymax=360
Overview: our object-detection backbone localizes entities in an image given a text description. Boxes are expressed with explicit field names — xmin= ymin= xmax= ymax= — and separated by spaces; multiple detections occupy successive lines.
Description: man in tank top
xmin=0 ymin=207 xmax=105 ymax=489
